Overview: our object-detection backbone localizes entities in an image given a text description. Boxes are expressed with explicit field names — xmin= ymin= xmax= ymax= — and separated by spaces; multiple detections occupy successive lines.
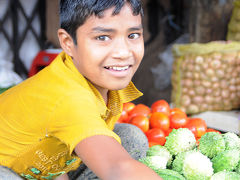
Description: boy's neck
xmin=94 ymin=86 xmax=109 ymax=105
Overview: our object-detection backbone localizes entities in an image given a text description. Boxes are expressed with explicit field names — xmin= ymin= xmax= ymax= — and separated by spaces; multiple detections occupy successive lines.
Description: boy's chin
xmin=108 ymin=81 xmax=131 ymax=91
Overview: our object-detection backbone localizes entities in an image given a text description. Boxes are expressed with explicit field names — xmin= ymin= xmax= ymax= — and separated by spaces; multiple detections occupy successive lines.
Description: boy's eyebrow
xmin=128 ymin=25 xmax=143 ymax=32
xmin=91 ymin=25 xmax=143 ymax=33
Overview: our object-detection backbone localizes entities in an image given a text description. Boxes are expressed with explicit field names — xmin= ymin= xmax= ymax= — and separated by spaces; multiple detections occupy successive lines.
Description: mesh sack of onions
xmin=227 ymin=0 xmax=240 ymax=41
xmin=171 ymin=41 xmax=240 ymax=114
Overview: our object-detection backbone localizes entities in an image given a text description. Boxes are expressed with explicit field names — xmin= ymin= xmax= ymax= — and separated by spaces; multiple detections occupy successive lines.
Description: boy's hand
xmin=54 ymin=173 xmax=69 ymax=180
xmin=74 ymin=135 xmax=162 ymax=180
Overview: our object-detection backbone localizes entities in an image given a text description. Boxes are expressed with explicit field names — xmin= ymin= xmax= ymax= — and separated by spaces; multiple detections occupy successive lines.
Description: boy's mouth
xmin=104 ymin=65 xmax=131 ymax=71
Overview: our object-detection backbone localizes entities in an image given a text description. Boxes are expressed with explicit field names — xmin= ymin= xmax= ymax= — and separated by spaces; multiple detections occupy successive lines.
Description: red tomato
xmin=206 ymin=128 xmax=221 ymax=134
xmin=148 ymin=141 xmax=159 ymax=148
xmin=128 ymin=104 xmax=151 ymax=120
xmin=117 ymin=110 xmax=129 ymax=123
xmin=149 ymin=112 xmax=170 ymax=131
xmin=170 ymin=108 xmax=187 ymax=116
xmin=129 ymin=115 xmax=149 ymax=133
xmin=151 ymin=100 xmax=170 ymax=116
xmin=185 ymin=122 xmax=197 ymax=137
xmin=164 ymin=128 xmax=173 ymax=136
xmin=196 ymin=137 xmax=200 ymax=146
xmin=123 ymin=102 xmax=135 ymax=113
xmin=169 ymin=112 xmax=189 ymax=129
xmin=145 ymin=128 xmax=166 ymax=146
xmin=188 ymin=118 xmax=207 ymax=138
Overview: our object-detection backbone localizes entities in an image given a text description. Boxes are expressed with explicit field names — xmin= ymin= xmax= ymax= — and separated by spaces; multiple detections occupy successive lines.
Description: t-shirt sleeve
xmin=49 ymin=92 xmax=121 ymax=154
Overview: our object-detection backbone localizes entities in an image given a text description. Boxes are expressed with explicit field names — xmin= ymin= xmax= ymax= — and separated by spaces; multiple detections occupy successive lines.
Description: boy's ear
xmin=57 ymin=29 xmax=75 ymax=56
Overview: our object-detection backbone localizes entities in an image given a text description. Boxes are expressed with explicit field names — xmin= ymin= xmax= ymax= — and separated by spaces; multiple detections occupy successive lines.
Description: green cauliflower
xmin=155 ymin=169 xmax=186 ymax=180
xmin=172 ymin=150 xmax=194 ymax=174
xmin=146 ymin=145 xmax=172 ymax=167
xmin=199 ymin=132 xmax=225 ymax=158
xmin=222 ymin=132 xmax=240 ymax=150
xmin=164 ymin=128 xmax=196 ymax=155
xmin=210 ymin=171 xmax=240 ymax=180
xmin=211 ymin=149 xmax=240 ymax=173
xmin=182 ymin=151 xmax=213 ymax=180
xmin=235 ymin=159 xmax=240 ymax=174
xmin=139 ymin=156 xmax=168 ymax=171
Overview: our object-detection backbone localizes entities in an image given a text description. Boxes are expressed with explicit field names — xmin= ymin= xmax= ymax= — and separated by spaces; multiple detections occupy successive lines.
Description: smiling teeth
xmin=108 ymin=66 xmax=129 ymax=71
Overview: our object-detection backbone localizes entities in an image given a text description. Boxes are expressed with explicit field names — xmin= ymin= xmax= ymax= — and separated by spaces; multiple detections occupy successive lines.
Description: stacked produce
xmin=118 ymin=100 xmax=218 ymax=147
xmin=139 ymin=129 xmax=240 ymax=180
xmin=227 ymin=0 xmax=240 ymax=41
xmin=117 ymin=100 xmax=240 ymax=179
xmin=171 ymin=41 xmax=240 ymax=114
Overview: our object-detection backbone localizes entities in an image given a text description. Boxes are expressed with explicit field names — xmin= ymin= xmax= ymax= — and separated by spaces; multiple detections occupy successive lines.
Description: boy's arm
xmin=74 ymin=135 xmax=162 ymax=180
xmin=54 ymin=173 xmax=69 ymax=180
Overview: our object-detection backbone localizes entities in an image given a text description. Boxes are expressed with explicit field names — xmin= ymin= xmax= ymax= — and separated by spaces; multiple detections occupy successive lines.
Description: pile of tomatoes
xmin=117 ymin=100 xmax=220 ymax=147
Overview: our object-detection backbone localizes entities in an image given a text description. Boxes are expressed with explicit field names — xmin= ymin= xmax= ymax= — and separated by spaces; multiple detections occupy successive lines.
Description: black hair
xmin=60 ymin=0 xmax=143 ymax=44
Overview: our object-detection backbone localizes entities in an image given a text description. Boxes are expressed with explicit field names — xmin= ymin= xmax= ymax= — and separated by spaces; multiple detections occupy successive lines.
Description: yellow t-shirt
xmin=0 ymin=51 xmax=142 ymax=180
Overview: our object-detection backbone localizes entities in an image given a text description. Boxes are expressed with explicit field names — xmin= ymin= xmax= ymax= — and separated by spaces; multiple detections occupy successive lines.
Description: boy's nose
xmin=112 ymin=39 xmax=132 ymax=60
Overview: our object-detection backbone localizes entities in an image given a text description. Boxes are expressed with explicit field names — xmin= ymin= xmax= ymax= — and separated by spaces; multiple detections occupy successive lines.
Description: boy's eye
xmin=96 ymin=35 xmax=110 ymax=41
xmin=128 ymin=33 xmax=140 ymax=39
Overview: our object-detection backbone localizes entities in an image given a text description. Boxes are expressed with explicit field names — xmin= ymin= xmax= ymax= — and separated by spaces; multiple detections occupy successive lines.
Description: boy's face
xmin=70 ymin=3 xmax=144 ymax=96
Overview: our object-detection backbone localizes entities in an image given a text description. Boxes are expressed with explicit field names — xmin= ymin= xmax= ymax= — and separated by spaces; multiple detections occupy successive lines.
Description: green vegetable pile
xmin=139 ymin=128 xmax=240 ymax=180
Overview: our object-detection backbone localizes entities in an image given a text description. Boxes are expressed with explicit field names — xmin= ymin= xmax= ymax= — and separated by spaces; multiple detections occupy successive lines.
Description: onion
xmin=210 ymin=59 xmax=221 ymax=69
xmin=201 ymin=80 xmax=211 ymax=88
xmin=171 ymin=42 xmax=240 ymax=114
xmin=193 ymin=72 xmax=200 ymax=80
xmin=193 ymin=96 xmax=204 ymax=104
xmin=182 ymin=79 xmax=193 ymax=87
xmin=200 ymin=104 xmax=209 ymax=111
xmin=212 ymin=83 xmax=220 ymax=89
xmin=221 ymin=64 xmax=228 ymax=70
xmin=186 ymin=64 xmax=195 ymax=71
xmin=182 ymin=87 xmax=188 ymax=94
xmin=181 ymin=95 xmax=191 ymax=106
xmin=194 ymin=65 xmax=201 ymax=72
xmin=229 ymin=85 xmax=236 ymax=92
xmin=221 ymin=90 xmax=230 ymax=98
xmin=184 ymin=72 xmax=193 ymax=78
xmin=206 ymin=88 xmax=213 ymax=94
xmin=211 ymin=76 xmax=219 ymax=82
xmin=201 ymin=62 xmax=209 ymax=69
xmin=187 ymin=104 xmax=199 ymax=114
xmin=215 ymin=69 xmax=225 ymax=78
xmin=223 ymin=100 xmax=232 ymax=110
xmin=188 ymin=89 xmax=195 ymax=97
xmin=231 ymin=70 xmax=238 ymax=78
xmin=236 ymin=78 xmax=240 ymax=84
xmin=230 ymin=93 xmax=236 ymax=100
xmin=205 ymin=95 xmax=213 ymax=104
xmin=179 ymin=107 xmax=186 ymax=113
xmin=220 ymin=80 xmax=229 ymax=88
xmin=237 ymin=85 xmax=240 ymax=91
xmin=236 ymin=66 xmax=240 ymax=73
xmin=226 ymin=67 xmax=234 ymax=74
xmin=213 ymin=96 xmax=222 ymax=103
xmin=213 ymin=89 xmax=221 ymax=97
xmin=195 ymin=86 xmax=205 ymax=95
xmin=195 ymin=56 xmax=204 ymax=64
xmin=194 ymin=80 xmax=201 ymax=87
xmin=206 ymin=69 xmax=215 ymax=77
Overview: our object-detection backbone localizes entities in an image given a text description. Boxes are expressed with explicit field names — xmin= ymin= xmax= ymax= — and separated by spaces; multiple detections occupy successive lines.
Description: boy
xmin=0 ymin=0 xmax=162 ymax=179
